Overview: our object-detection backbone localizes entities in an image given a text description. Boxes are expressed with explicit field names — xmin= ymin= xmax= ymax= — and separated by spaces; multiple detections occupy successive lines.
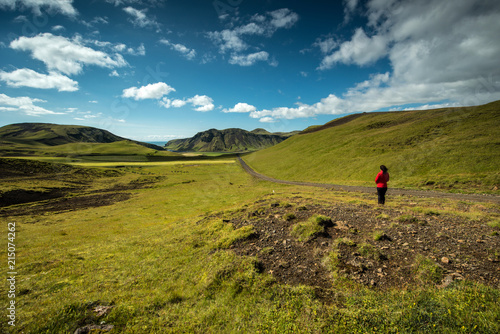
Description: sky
xmin=1 ymin=0 xmax=500 ymax=142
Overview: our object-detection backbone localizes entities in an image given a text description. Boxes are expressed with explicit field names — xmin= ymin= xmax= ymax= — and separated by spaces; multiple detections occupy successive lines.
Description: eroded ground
xmin=221 ymin=196 xmax=500 ymax=295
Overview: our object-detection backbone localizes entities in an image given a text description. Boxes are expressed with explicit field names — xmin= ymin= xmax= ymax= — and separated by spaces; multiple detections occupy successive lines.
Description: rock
xmin=441 ymin=257 xmax=450 ymax=264
xmin=402 ymin=242 xmax=409 ymax=247
xmin=437 ymin=275 xmax=454 ymax=289
xmin=74 ymin=324 xmax=114 ymax=334
xmin=321 ymin=241 xmax=329 ymax=247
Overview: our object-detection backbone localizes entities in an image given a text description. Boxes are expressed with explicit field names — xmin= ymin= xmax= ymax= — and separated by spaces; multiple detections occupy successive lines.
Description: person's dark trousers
xmin=377 ymin=187 xmax=387 ymax=205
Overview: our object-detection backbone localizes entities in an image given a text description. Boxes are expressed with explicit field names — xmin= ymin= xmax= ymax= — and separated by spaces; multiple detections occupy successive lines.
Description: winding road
xmin=238 ymin=157 xmax=500 ymax=204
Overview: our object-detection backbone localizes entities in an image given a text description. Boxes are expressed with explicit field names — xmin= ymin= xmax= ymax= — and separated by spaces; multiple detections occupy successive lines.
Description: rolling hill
xmin=243 ymin=100 xmax=500 ymax=193
xmin=0 ymin=123 xmax=171 ymax=157
xmin=165 ymin=128 xmax=299 ymax=152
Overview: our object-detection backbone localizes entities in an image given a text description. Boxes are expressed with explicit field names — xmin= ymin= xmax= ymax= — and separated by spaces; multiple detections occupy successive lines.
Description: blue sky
xmin=1 ymin=0 xmax=500 ymax=142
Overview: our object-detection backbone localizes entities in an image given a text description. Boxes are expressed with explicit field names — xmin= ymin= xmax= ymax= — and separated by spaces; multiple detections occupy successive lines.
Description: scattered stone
xmin=441 ymin=257 xmax=450 ymax=264
xmin=476 ymin=239 xmax=485 ymax=243
xmin=93 ymin=305 xmax=113 ymax=317
xmin=402 ymin=242 xmax=409 ymax=247
xmin=74 ymin=324 xmax=114 ymax=334
xmin=437 ymin=275 xmax=454 ymax=289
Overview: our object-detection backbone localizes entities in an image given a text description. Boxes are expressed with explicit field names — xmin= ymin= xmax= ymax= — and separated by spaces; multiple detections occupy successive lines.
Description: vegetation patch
xmin=291 ymin=214 xmax=331 ymax=242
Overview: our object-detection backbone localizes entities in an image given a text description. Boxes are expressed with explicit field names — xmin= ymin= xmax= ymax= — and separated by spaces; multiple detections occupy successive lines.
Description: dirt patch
xmin=0 ymin=192 xmax=132 ymax=216
xmin=0 ymin=188 xmax=70 ymax=207
xmin=227 ymin=198 xmax=500 ymax=293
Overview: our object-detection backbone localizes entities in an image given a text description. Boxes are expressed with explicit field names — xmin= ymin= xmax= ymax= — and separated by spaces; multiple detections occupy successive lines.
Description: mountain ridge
xmin=0 ymin=122 xmax=165 ymax=153
xmin=165 ymin=128 xmax=299 ymax=152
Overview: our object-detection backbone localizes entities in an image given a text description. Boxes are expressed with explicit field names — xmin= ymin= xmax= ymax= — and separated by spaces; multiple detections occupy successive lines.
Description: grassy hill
xmin=165 ymin=128 xmax=299 ymax=152
xmin=0 ymin=123 xmax=179 ymax=158
xmin=244 ymin=100 xmax=500 ymax=193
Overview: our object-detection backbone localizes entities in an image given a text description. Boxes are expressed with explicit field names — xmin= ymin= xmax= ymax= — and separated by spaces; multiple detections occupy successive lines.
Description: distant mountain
xmin=165 ymin=128 xmax=299 ymax=152
xmin=0 ymin=123 xmax=165 ymax=151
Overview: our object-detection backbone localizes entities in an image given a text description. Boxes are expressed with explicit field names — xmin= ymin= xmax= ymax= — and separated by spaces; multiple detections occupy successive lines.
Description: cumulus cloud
xmin=122 ymin=82 xmax=175 ymax=100
xmin=10 ymin=33 xmax=128 ymax=75
xmin=159 ymin=39 xmax=196 ymax=60
xmin=186 ymin=95 xmax=214 ymax=112
xmin=229 ymin=51 xmax=269 ymax=66
xmin=269 ymin=8 xmax=299 ymax=29
xmin=0 ymin=0 xmax=77 ymax=16
xmin=266 ymin=0 xmax=500 ymax=124
xmin=222 ymin=102 xmax=257 ymax=113
xmin=0 ymin=68 xmax=78 ymax=91
xmin=123 ymin=6 xmax=160 ymax=30
xmin=207 ymin=8 xmax=298 ymax=66
xmin=160 ymin=95 xmax=214 ymax=112
xmin=319 ymin=28 xmax=388 ymax=69
xmin=0 ymin=93 xmax=64 ymax=116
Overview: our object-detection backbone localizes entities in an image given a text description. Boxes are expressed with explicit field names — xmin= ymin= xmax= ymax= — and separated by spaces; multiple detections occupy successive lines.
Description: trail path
xmin=238 ymin=157 xmax=500 ymax=204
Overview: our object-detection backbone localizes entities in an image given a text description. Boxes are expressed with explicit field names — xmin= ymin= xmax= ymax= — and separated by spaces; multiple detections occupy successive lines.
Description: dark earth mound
xmin=223 ymin=197 xmax=500 ymax=294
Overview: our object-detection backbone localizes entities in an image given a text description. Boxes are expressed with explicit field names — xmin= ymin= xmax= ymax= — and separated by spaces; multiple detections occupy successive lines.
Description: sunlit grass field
xmin=1 ymin=156 xmax=499 ymax=333
xmin=244 ymin=101 xmax=500 ymax=194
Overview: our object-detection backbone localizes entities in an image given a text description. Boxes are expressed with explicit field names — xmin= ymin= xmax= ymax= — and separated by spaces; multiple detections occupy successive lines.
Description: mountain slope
xmin=165 ymin=128 xmax=298 ymax=152
xmin=243 ymin=100 xmax=500 ymax=193
xmin=0 ymin=123 xmax=167 ymax=156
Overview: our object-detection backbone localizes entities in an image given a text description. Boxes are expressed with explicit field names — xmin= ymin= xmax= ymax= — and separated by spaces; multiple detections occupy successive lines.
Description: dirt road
xmin=238 ymin=157 xmax=500 ymax=204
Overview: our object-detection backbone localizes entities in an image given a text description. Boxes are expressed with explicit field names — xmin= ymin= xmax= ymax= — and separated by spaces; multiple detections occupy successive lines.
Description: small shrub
xmin=322 ymin=251 xmax=341 ymax=275
xmin=414 ymin=255 xmax=445 ymax=285
xmin=399 ymin=214 xmax=419 ymax=224
xmin=358 ymin=243 xmax=386 ymax=260
xmin=376 ymin=213 xmax=390 ymax=220
xmin=283 ymin=212 xmax=296 ymax=221
xmin=291 ymin=215 xmax=330 ymax=242
xmin=487 ymin=219 xmax=500 ymax=229
xmin=334 ymin=237 xmax=356 ymax=247
xmin=373 ymin=230 xmax=391 ymax=241
xmin=216 ymin=225 xmax=256 ymax=249
xmin=424 ymin=209 xmax=441 ymax=216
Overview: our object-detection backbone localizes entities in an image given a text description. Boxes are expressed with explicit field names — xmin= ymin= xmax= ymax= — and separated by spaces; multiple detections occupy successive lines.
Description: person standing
xmin=375 ymin=165 xmax=389 ymax=205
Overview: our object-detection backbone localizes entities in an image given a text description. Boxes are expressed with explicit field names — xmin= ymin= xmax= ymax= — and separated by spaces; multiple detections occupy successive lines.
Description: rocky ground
xmin=226 ymin=197 xmax=500 ymax=295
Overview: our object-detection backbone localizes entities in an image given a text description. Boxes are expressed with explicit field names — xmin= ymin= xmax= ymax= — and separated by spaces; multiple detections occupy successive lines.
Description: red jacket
xmin=375 ymin=170 xmax=389 ymax=188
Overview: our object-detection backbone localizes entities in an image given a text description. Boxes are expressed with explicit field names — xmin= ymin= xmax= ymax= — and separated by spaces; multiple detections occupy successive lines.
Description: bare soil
xmin=226 ymin=197 xmax=500 ymax=295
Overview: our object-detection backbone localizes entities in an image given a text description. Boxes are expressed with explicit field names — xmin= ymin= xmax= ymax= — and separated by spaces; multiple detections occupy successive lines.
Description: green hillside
xmin=244 ymin=100 xmax=500 ymax=193
xmin=165 ymin=128 xmax=298 ymax=152
xmin=0 ymin=123 xmax=178 ymax=158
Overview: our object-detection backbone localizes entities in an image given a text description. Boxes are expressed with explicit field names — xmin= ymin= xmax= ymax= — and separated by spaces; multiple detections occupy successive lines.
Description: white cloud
xmin=10 ymin=33 xmax=128 ymax=75
xmin=51 ymin=25 xmax=65 ymax=32
xmin=122 ymin=82 xmax=175 ymax=100
xmin=160 ymin=95 xmax=214 ymax=112
xmin=314 ymin=36 xmax=338 ymax=55
xmin=274 ymin=0 xmax=500 ymax=123
xmin=269 ymin=8 xmax=299 ymax=29
xmin=319 ymin=28 xmax=388 ymax=69
xmin=187 ymin=95 xmax=214 ymax=112
xmin=0 ymin=93 xmax=63 ymax=116
xmin=0 ymin=68 xmax=78 ymax=92
xmin=207 ymin=8 xmax=298 ymax=66
xmin=229 ymin=51 xmax=269 ymax=66
xmin=123 ymin=6 xmax=160 ymax=30
xmin=259 ymin=117 xmax=276 ymax=123
xmin=159 ymin=39 xmax=196 ymax=60
xmin=0 ymin=0 xmax=77 ymax=16
xmin=222 ymin=102 xmax=256 ymax=113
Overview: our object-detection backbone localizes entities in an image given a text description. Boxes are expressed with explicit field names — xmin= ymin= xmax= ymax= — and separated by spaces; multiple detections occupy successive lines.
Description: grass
xmin=1 ymin=156 xmax=499 ymax=333
xmin=290 ymin=214 xmax=331 ymax=242
xmin=243 ymin=100 xmax=500 ymax=193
